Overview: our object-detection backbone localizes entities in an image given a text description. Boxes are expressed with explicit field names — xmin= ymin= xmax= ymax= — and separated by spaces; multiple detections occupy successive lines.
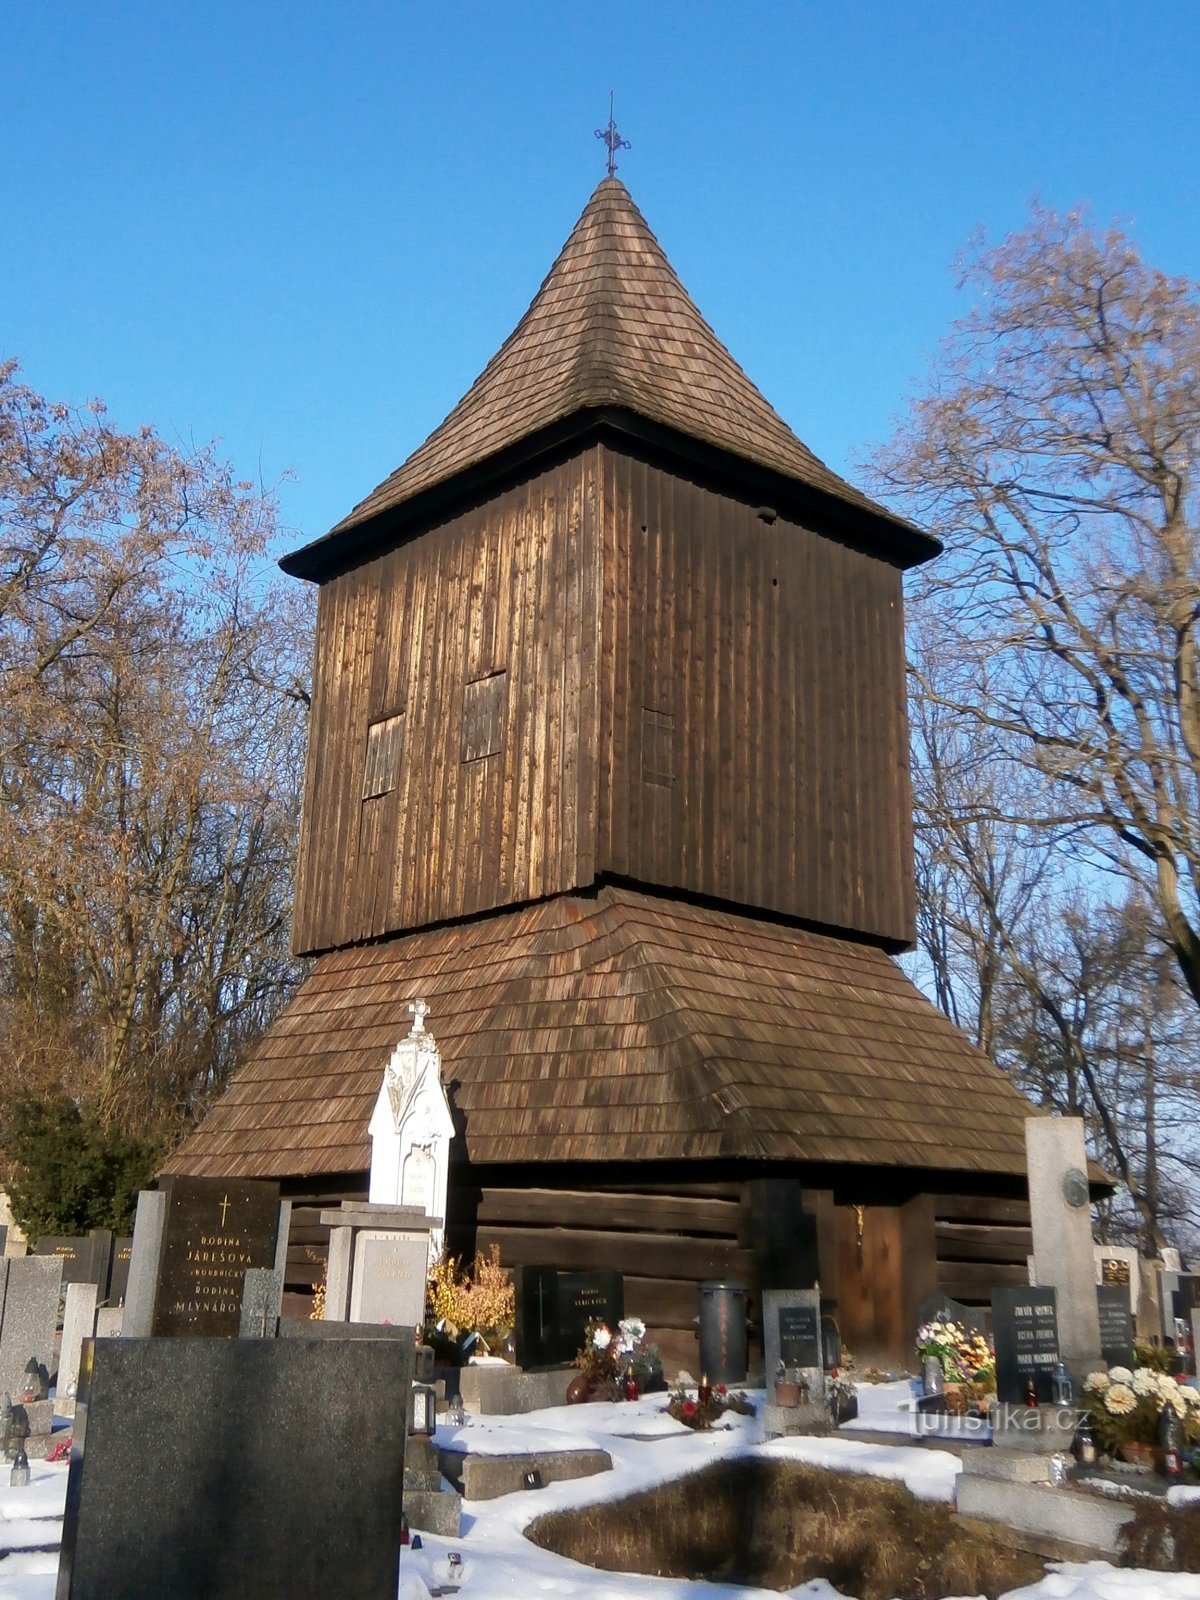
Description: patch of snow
xmin=2 ymin=1389 xmax=1199 ymax=1600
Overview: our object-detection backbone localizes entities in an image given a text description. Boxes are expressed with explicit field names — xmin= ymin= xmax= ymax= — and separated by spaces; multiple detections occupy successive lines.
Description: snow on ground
xmin=2 ymin=1390 xmax=1200 ymax=1600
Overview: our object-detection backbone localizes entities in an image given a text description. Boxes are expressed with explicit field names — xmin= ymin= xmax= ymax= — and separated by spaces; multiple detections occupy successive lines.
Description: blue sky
xmin=5 ymin=2 xmax=1198 ymax=569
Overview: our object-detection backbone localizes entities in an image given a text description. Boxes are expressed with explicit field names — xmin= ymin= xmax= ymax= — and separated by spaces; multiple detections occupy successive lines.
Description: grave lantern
xmin=408 ymin=1381 xmax=436 ymax=1437
xmin=10 ymin=1444 xmax=30 ymax=1488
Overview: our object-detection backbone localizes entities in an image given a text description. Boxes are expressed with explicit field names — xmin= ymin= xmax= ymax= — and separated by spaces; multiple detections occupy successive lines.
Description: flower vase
xmin=1118 ymin=1442 xmax=1157 ymax=1470
xmin=774 ymin=1380 xmax=801 ymax=1408
xmin=922 ymin=1357 xmax=944 ymax=1398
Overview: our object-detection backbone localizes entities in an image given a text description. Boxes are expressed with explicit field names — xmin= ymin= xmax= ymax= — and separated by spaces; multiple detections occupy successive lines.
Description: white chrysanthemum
xmin=1132 ymin=1369 xmax=1158 ymax=1395
xmin=1179 ymin=1386 xmax=1200 ymax=1409
xmin=620 ymin=1317 xmax=646 ymax=1343
xmin=1084 ymin=1371 xmax=1111 ymax=1392
xmin=1165 ymin=1390 xmax=1188 ymax=1416
xmin=1104 ymin=1382 xmax=1137 ymax=1415
xmin=591 ymin=1324 xmax=612 ymax=1350
xmin=1108 ymin=1366 xmax=1134 ymax=1385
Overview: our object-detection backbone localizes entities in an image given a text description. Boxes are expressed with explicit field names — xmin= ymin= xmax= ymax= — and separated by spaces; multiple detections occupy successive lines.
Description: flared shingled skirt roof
xmin=164 ymin=885 xmax=1033 ymax=1182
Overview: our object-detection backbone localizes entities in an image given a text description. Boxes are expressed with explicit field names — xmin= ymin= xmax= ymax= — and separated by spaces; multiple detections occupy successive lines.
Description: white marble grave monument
xmin=368 ymin=1000 xmax=453 ymax=1267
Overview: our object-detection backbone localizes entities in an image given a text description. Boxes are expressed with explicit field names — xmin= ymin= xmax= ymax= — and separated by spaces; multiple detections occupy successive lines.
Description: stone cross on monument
xmin=367 ymin=998 xmax=454 ymax=1267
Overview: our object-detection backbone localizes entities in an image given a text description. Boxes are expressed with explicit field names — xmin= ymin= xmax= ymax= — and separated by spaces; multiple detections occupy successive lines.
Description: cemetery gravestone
xmin=514 ymin=1265 xmax=562 ymax=1368
xmin=106 ymin=1239 xmax=132 ymax=1306
xmin=238 ymin=1268 xmax=284 ymax=1339
xmin=1026 ymin=1118 xmax=1102 ymax=1379
xmin=916 ymin=1293 xmax=988 ymax=1337
xmin=35 ymin=1230 xmax=113 ymax=1296
xmin=992 ymin=1286 xmax=1060 ymax=1404
xmin=57 ymin=1336 xmax=413 ymax=1600
xmin=56 ymin=1283 xmax=99 ymax=1417
xmin=367 ymin=1001 xmax=454 ymax=1271
xmin=763 ymin=1289 xmax=823 ymax=1386
xmin=151 ymin=1177 xmax=281 ymax=1337
xmin=556 ymin=1270 xmax=623 ymax=1362
xmin=0 ymin=1256 xmax=63 ymax=1399
xmin=1096 ymin=1284 xmax=1135 ymax=1370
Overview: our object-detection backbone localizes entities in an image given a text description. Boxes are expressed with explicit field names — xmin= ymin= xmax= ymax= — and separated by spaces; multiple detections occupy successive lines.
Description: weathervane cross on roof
xmin=595 ymin=91 xmax=630 ymax=177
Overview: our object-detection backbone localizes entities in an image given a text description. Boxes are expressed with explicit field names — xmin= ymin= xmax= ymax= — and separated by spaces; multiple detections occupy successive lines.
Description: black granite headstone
xmin=1096 ymin=1284 xmax=1134 ymax=1369
xmin=151 ymin=1177 xmax=280 ymax=1337
xmin=33 ymin=1230 xmax=114 ymax=1297
xmin=992 ymin=1287 xmax=1060 ymax=1403
xmin=556 ymin=1270 xmax=623 ymax=1360
xmin=778 ymin=1302 xmax=820 ymax=1369
xmin=1171 ymin=1274 xmax=1200 ymax=1323
xmin=105 ymin=1239 xmax=132 ymax=1306
xmin=514 ymin=1265 xmax=563 ymax=1368
xmin=916 ymin=1293 xmax=989 ymax=1337
xmin=57 ymin=1336 xmax=412 ymax=1600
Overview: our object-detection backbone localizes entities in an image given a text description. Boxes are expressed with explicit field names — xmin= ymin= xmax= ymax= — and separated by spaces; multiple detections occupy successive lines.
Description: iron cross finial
xmin=595 ymin=92 xmax=630 ymax=177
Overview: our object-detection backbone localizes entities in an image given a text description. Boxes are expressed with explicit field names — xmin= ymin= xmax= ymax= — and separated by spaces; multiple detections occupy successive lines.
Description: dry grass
xmin=525 ymin=1459 xmax=1045 ymax=1600
xmin=1120 ymin=1499 xmax=1200 ymax=1571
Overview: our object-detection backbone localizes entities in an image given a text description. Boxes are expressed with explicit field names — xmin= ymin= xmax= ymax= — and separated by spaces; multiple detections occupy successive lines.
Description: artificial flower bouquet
xmin=665 ymin=1380 xmax=755 ymax=1431
xmin=574 ymin=1317 xmax=662 ymax=1395
xmin=1082 ymin=1365 xmax=1200 ymax=1454
xmin=915 ymin=1318 xmax=996 ymax=1390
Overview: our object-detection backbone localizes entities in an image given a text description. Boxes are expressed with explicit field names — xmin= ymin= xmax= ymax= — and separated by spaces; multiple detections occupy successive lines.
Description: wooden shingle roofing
xmin=283 ymin=178 xmax=929 ymax=577
xmin=164 ymin=885 xmax=1034 ymax=1183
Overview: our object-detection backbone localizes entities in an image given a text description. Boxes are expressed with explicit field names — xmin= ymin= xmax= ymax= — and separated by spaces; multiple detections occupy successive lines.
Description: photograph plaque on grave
xmin=151 ymin=1177 xmax=280 ymax=1337
xmin=1096 ymin=1284 xmax=1134 ymax=1369
xmin=991 ymin=1286 xmax=1060 ymax=1403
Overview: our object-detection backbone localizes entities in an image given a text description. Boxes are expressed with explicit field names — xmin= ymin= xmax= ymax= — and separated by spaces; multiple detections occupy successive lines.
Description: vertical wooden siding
xmin=596 ymin=447 xmax=915 ymax=945
xmin=292 ymin=455 xmax=600 ymax=954
xmin=293 ymin=441 xmax=915 ymax=953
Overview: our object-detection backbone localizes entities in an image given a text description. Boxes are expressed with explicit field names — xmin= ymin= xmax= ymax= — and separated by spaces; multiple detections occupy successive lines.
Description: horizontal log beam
xmin=937 ymin=1262 xmax=1029 ymax=1300
xmin=934 ymin=1195 xmax=1031 ymax=1226
xmin=477 ymin=1224 xmax=753 ymax=1285
xmin=469 ymin=1187 xmax=743 ymax=1236
xmin=935 ymin=1223 xmax=1032 ymax=1263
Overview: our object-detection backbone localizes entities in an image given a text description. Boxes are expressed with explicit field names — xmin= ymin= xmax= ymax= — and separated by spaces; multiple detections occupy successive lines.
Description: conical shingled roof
xmin=326 ymin=177 xmax=900 ymax=540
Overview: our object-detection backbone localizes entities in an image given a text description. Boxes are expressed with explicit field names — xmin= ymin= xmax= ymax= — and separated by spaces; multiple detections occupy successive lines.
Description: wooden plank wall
xmin=596 ymin=446 xmax=915 ymax=945
xmin=292 ymin=453 xmax=600 ymax=954
xmin=448 ymin=1173 xmax=755 ymax=1371
xmin=934 ymin=1193 xmax=1033 ymax=1304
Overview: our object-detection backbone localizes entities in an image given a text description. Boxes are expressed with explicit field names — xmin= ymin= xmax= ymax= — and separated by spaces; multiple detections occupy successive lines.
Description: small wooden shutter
xmin=461 ymin=672 xmax=507 ymax=762
xmin=642 ymin=707 xmax=674 ymax=787
xmin=362 ymin=712 xmax=405 ymax=799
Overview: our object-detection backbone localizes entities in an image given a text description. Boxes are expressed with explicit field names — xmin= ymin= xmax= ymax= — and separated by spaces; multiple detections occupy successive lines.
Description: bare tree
xmin=0 ymin=360 xmax=312 ymax=1135
xmin=874 ymin=208 xmax=1200 ymax=1010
